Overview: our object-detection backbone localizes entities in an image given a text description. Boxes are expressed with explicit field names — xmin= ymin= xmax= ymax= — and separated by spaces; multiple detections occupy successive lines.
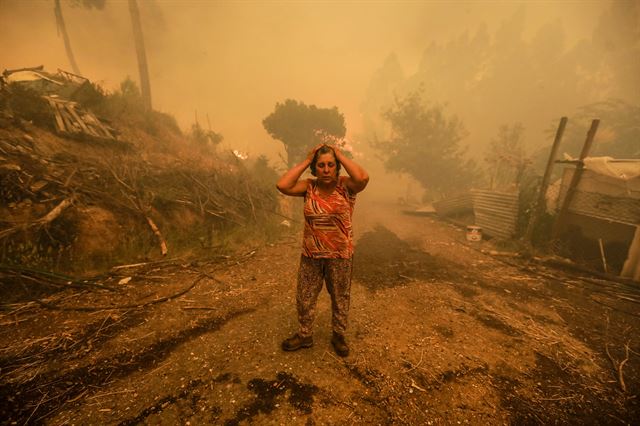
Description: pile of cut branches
xmin=0 ymin=122 xmax=280 ymax=275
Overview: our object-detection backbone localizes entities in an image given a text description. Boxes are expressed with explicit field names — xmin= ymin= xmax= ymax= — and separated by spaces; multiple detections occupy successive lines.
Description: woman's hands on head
xmin=329 ymin=144 xmax=342 ymax=159
xmin=307 ymin=143 xmax=343 ymax=160
xmin=306 ymin=143 xmax=325 ymax=163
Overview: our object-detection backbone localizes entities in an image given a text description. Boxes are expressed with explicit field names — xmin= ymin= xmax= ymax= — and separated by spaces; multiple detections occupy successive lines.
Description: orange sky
xmin=0 ymin=0 xmax=612 ymax=163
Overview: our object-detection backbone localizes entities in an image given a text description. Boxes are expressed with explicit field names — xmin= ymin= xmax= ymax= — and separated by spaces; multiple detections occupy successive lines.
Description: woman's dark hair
xmin=310 ymin=145 xmax=341 ymax=177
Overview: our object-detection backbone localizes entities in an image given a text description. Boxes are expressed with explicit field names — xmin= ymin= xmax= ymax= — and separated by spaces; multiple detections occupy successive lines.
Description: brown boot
xmin=331 ymin=332 xmax=349 ymax=357
xmin=281 ymin=333 xmax=313 ymax=351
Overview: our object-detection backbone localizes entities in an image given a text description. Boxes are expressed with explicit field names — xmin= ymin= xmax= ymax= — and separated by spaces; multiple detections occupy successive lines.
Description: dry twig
xmin=605 ymin=341 xmax=630 ymax=393
xmin=33 ymin=274 xmax=207 ymax=311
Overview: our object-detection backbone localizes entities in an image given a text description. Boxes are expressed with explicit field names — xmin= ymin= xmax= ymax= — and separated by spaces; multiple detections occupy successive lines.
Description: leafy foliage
xmin=263 ymin=99 xmax=346 ymax=167
xmin=249 ymin=155 xmax=279 ymax=186
xmin=189 ymin=121 xmax=223 ymax=151
xmin=531 ymin=100 xmax=640 ymax=177
xmin=574 ymin=100 xmax=640 ymax=158
xmin=484 ymin=123 xmax=529 ymax=190
xmin=362 ymin=2 xmax=639 ymax=165
xmin=374 ymin=91 xmax=477 ymax=198
xmin=92 ymin=77 xmax=180 ymax=137
xmin=2 ymin=84 xmax=53 ymax=129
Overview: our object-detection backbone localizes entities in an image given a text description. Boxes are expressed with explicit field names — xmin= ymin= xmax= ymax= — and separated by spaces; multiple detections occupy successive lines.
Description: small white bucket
xmin=466 ymin=225 xmax=482 ymax=242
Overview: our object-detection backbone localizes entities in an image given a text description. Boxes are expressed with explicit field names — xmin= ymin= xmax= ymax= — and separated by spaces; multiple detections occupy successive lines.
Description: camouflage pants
xmin=297 ymin=256 xmax=353 ymax=338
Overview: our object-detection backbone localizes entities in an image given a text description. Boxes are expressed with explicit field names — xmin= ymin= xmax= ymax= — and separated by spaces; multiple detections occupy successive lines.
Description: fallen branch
xmin=0 ymin=198 xmax=73 ymax=240
xmin=33 ymin=274 xmax=206 ymax=311
xmin=185 ymin=266 xmax=229 ymax=286
xmin=605 ymin=342 xmax=630 ymax=393
xmin=110 ymin=257 xmax=184 ymax=271
xmin=180 ymin=306 xmax=217 ymax=310
xmin=145 ymin=216 xmax=168 ymax=256
xmin=0 ymin=265 xmax=117 ymax=291
xmin=107 ymin=164 xmax=135 ymax=193
xmin=107 ymin=163 xmax=168 ymax=256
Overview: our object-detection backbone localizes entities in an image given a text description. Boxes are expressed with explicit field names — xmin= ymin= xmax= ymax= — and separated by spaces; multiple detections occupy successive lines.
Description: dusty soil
xmin=1 ymin=200 xmax=638 ymax=425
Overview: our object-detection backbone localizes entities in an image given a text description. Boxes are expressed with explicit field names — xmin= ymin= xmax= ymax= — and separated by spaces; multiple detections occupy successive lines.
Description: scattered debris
xmin=3 ymin=66 xmax=118 ymax=142
xmin=44 ymin=95 xmax=117 ymax=141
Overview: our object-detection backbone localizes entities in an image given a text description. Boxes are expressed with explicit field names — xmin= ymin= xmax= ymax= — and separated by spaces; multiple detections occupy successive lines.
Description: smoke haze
xmin=1 ymin=1 xmax=637 ymax=184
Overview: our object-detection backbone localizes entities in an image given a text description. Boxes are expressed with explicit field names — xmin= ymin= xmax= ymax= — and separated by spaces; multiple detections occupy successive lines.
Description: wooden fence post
xmin=524 ymin=117 xmax=568 ymax=243
xmin=551 ymin=119 xmax=600 ymax=239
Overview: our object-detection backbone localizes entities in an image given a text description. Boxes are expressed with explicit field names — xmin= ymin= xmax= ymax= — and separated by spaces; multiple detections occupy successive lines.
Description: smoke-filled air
xmin=2 ymin=1 xmax=638 ymax=199
xmin=1 ymin=1 xmax=639 ymax=425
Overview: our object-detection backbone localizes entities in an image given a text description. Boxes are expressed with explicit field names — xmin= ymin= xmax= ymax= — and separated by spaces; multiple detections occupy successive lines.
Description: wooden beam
xmin=45 ymin=97 xmax=66 ymax=133
xmin=552 ymin=119 xmax=600 ymax=238
xmin=65 ymin=102 xmax=97 ymax=136
xmin=525 ymin=116 xmax=567 ymax=243
xmin=56 ymin=101 xmax=76 ymax=133
xmin=90 ymin=113 xmax=116 ymax=139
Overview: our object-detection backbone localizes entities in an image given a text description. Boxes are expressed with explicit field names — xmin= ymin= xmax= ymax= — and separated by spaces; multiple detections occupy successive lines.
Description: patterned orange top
xmin=302 ymin=177 xmax=356 ymax=259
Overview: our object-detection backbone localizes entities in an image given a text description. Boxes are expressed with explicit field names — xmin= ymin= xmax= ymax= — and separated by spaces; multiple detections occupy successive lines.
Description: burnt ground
xmin=0 ymin=200 xmax=638 ymax=425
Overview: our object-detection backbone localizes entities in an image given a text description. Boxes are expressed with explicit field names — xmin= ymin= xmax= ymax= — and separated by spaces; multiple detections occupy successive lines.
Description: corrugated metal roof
xmin=471 ymin=189 xmax=519 ymax=240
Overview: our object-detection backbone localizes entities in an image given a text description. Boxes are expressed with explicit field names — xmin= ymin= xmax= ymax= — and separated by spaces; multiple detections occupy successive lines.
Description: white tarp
xmin=5 ymin=70 xmax=63 ymax=85
xmin=584 ymin=156 xmax=640 ymax=181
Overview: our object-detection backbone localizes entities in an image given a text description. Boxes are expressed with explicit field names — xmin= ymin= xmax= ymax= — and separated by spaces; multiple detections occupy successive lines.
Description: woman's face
xmin=315 ymin=152 xmax=338 ymax=182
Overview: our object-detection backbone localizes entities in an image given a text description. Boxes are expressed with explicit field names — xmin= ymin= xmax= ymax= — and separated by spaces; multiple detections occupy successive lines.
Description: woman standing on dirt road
xmin=276 ymin=143 xmax=369 ymax=357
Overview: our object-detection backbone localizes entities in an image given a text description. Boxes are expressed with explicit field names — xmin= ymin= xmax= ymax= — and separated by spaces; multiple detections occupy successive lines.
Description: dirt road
xmin=1 ymin=200 xmax=638 ymax=424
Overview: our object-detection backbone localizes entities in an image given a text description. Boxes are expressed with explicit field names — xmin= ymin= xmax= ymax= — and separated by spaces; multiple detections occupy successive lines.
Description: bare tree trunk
xmin=54 ymin=0 xmax=81 ymax=75
xmin=128 ymin=0 xmax=152 ymax=111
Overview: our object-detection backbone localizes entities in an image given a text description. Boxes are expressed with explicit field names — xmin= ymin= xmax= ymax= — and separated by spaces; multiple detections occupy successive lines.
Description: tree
xmin=262 ymin=99 xmax=346 ymax=167
xmin=575 ymin=100 xmax=640 ymax=158
xmin=54 ymin=0 xmax=106 ymax=75
xmin=54 ymin=0 xmax=82 ymax=75
xmin=128 ymin=0 xmax=152 ymax=111
xmin=531 ymin=100 xmax=640 ymax=169
xmin=360 ymin=53 xmax=404 ymax=142
xmin=374 ymin=91 xmax=476 ymax=198
xmin=484 ymin=123 xmax=528 ymax=190
xmin=189 ymin=121 xmax=223 ymax=151
xmin=250 ymin=155 xmax=279 ymax=186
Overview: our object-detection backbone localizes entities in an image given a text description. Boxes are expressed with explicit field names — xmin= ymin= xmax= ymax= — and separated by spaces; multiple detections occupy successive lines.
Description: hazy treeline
xmin=360 ymin=1 xmax=639 ymax=194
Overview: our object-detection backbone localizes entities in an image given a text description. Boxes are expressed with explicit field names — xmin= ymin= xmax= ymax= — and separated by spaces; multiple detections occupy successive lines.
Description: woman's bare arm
xmin=333 ymin=146 xmax=369 ymax=193
xmin=276 ymin=145 xmax=322 ymax=196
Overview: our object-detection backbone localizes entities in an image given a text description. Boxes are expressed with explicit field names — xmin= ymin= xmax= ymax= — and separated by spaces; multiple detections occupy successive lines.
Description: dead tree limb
xmin=34 ymin=274 xmax=206 ymax=311
xmin=38 ymin=198 xmax=73 ymax=224
xmin=605 ymin=341 xmax=630 ymax=393
xmin=108 ymin=166 xmax=135 ymax=193
xmin=107 ymin=163 xmax=168 ymax=256
xmin=146 ymin=215 xmax=168 ymax=256
xmin=0 ymin=198 xmax=73 ymax=240
xmin=0 ymin=266 xmax=117 ymax=292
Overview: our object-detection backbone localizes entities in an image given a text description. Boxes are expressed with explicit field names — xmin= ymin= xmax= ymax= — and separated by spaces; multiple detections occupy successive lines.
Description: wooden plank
xmin=77 ymin=109 xmax=104 ymax=138
xmin=58 ymin=106 xmax=79 ymax=133
xmin=89 ymin=113 xmax=115 ymax=139
xmin=65 ymin=102 xmax=96 ymax=136
xmin=80 ymin=111 xmax=110 ymax=138
xmin=45 ymin=97 xmax=66 ymax=133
